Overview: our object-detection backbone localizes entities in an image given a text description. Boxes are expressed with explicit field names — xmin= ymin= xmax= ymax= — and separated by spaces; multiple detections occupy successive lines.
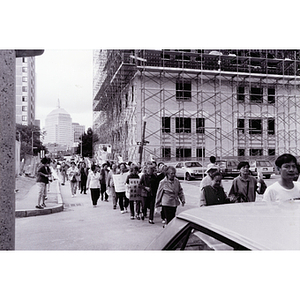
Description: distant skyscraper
xmin=15 ymin=56 xmax=36 ymax=126
xmin=44 ymin=103 xmax=73 ymax=151
xmin=72 ymin=122 xmax=85 ymax=144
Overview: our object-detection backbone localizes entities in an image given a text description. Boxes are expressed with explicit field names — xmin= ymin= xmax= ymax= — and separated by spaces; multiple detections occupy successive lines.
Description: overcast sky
xmin=35 ymin=49 xmax=93 ymax=130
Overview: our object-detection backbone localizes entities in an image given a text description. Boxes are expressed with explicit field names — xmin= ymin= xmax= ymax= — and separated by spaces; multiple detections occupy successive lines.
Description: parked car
xmin=250 ymin=160 xmax=275 ymax=179
xmin=146 ymin=202 xmax=300 ymax=250
xmin=172 ymin=161 xmax=206 ymax=181
xmin=216 ymin=160 xmax=240 ymax=178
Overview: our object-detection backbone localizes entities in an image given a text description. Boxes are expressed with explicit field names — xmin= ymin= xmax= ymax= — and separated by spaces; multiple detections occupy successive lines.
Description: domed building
xmin=44 ymin=104 xmax=73 ymax=153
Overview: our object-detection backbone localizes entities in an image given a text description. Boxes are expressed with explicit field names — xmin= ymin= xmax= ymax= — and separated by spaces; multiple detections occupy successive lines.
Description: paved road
xmin=15 ymin=175 xmax=278 ymax=250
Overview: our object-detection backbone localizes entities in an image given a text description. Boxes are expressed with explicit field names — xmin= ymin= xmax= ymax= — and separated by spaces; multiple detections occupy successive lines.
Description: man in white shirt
xmin=263 ymin=153 xmax=300 ymax=202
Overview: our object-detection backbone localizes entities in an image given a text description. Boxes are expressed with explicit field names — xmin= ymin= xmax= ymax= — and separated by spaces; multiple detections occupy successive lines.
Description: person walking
xmin=60 ymin=161 xmax=69 ymax=185
xmin=126 ymin=164 xmax=142 ymax=219
xmin=200 ymin=172 xmax=230 ymax=206
xmin=107 ymin=162 xmax=118 ymax=209
xmin=228 ymin=161 xmax=266 ymax=203
xmin=155 ymin=166 xmax=185 ymax=225
xmin=87 ymin=164 xmax=101 ymax=207
xmin=67 ymin=161 xmax=79 ymax=197
xmin=100 ymin=163 xmax=109 ymax=201
xmin=114 ymin=163 xmax=129 ymax=214
xmin=35 ymin=157 xmax=50 ymax=209
xmin=79 ymin=161 xmax=88 ymax=194
xmin=139 ymin=164 xmax=159 ymax=224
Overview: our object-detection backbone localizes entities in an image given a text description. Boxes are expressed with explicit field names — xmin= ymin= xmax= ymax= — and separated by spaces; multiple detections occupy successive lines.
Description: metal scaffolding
xmin=93 ymin=49 xmax=300 ymax=163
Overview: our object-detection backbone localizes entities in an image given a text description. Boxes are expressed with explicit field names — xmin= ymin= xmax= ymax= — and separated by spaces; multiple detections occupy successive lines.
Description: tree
xmin=16 ymin=124 xmax=47 ymax=159
xmin=77 ymin=127 xmax=98 ymax=158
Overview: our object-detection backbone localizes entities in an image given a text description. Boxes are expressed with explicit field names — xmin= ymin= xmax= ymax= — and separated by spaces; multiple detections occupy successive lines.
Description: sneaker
xmin=113 ymin=205 xmax=116 ymax=209
xmin=71 ymin=195 xmax=74 ymax=198
xmin=162 ymin=219 xmax=166 ymax=224
xmin=42 ymin=203 xmax=46 ymax=207
xmin=130 ymin=216 xmax=135 ymax=220
xmin=121 ymin=210 xmax=125 ymax=214
xmin=149 ymin=220 xmax=155 ymax=224
xmin=35 ymin=205 xmax=44 ymax=209
xmin=136 ymin=214 xmax=140 ymax=220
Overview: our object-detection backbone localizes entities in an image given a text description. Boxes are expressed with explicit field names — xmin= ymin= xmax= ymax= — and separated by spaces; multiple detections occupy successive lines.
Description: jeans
xmin=116 ymin=192 xmax=128 ymax=211
xmin=37 ymin=182 xmax=46 ymax=206
xmin=90 ymin=188 xmax=100 ymax=205
xmin=143 ymin=196 xmax=155 ymax=221
xmin=129 ymin=200 xmax=142 ymax=216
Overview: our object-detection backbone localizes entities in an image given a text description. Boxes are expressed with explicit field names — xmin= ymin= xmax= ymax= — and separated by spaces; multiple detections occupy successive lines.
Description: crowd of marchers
xmin=35 ymin=153 xmax=300 ymax=225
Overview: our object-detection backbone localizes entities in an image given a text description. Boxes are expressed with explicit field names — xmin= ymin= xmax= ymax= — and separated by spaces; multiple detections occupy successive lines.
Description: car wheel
xmin=185 ymin=173 xmax=191 ymax=181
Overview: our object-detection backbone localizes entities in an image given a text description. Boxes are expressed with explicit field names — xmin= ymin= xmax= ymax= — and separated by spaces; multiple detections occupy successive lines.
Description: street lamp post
xmin=139 ymin=116 xmax=147 ymax=164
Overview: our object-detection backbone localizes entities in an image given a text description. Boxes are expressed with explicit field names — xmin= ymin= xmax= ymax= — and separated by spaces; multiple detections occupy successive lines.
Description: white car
xmin=146 ymin=202 xmax=300 ymax=250
xmin=250 ymin=160 xmax=275 ymax=179
xmin=173 ymin=161 xmax=206 ymax=181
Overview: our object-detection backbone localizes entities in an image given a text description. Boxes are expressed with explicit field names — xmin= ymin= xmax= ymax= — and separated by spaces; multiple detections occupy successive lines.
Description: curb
xmin=15 ymin=180 xmax=64 ymax=218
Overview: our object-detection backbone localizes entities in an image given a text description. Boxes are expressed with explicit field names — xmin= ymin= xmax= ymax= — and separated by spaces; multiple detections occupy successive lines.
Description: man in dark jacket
xmin=139 ymin=165 xmax=159 ymax=224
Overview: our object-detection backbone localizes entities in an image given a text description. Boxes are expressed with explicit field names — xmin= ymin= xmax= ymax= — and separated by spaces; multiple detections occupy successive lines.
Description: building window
xmin=237 ymin=86 xmax=245 ymax=102
xmin=22 ymin=116 xmax=27 ymax=121
xmin=176 ymin=80 xmax=191 ymax=101
xmin=196 ymin=118 xmax=205 ymax=134
xmin=249 ymin=119 xmax=262 ymax=134
xmin=268 ymin=149 xmax=275 ymax=156
xmin=250 ymin=87 xmax=263 ymax=103
xmin=196 ymin=148 xmax=205 ymax=158
xmin=22 ymin=57 xmax=27 ymax=63
xmin=237 ymin=119 xmax=245 ymax=134
xmin=176 ymin=148 xmax=191 ymax=159
xmin=162 ymin=117 xmax=171 ymax=133
xmin=249 ymin=149 xmax=263 ymax=156
xmin=176 ymin=117 xmax=191 ymax=133
xmin=22 ymin=77 xmax=28 ymax=82
xmin=162 ymin=147 xmax=171 ymax=159
xmin=22 ymin=86 xmax=27 ymax=92
xmin=238 ymin=149 xmax=245 ymax=157
xmin=22 ymin=106 xmax=27 ymax=112
xmin=268 ymin=88 xmax=275 ymax=104
xmin=22 ymin=67 xmax=27 ymax=72
xmin=22 ymin=96 xmax=27 ymax=102
xmin=268 ymin=119 xmax=275 ymax=135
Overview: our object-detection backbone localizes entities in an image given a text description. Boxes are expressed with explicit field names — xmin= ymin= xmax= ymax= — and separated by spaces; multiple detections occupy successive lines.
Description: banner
xmin=113 ymin=173 xmax=128 ymax=192
xmin=127 ymin=178 xmax=141 ymax=201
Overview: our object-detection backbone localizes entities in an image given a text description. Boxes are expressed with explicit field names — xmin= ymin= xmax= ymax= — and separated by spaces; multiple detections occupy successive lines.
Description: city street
xmin=15 ymin=174 xmax=279 ymax=250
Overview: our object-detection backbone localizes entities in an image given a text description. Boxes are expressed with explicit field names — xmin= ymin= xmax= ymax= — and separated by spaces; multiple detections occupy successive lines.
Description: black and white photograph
xmin=1 ymin=1 xmax=300 ymax=299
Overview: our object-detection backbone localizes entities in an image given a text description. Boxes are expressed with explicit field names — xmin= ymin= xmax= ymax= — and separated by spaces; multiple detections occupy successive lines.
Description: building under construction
xmin=93 ymin=49 xmax=300 ymax=164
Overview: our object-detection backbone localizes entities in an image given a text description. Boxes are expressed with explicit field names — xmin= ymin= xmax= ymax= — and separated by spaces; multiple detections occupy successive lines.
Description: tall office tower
xmin=15 ymin=56 xmax=36 ymax=125
xmin=72 ymin=122 xmax=85 ymax=143
xmin=93 ymin=50 xmax=300 ymax=163
xmin=44 ymin=104 xmax=73 ymax=152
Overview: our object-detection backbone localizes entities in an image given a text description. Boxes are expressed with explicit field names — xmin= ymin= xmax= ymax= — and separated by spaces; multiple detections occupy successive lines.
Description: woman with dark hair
xmin=155 ymin=166 xmax=185 ymax=225
xmin=263 ymin=154 xmax=300 ymax=202
xmin=87 ymin=164 xmax=101 ymax=207
xmin=200 ymin=172 xmax=230 ymax=206
xmin=228 ymin=161 xmax=266 ymax=202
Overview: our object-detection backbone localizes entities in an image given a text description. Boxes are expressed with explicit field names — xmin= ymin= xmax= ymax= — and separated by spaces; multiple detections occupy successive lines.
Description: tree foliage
xmin=16 ymin=124 xmax=47 ymax=159
xmin=76 ymin=127 xmax=98 ymax=158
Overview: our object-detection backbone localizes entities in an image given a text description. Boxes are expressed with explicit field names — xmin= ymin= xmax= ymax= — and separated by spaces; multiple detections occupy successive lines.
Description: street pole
xmin=139 ymin=120 xmax=146 ymax=164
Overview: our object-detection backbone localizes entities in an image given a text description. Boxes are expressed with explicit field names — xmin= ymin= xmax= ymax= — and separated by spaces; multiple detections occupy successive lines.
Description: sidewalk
xmin=15 ymin=176 xmax=63 ymax=218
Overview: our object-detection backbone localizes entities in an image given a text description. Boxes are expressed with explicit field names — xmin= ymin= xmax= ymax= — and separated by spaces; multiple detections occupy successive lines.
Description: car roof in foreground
xmin=148 ymin=202 xmax=300 ymax=250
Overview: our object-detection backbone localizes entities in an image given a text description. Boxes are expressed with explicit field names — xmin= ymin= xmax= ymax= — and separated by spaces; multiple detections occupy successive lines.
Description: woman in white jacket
xmin=87 ymin=164 xmax=101 ymax=207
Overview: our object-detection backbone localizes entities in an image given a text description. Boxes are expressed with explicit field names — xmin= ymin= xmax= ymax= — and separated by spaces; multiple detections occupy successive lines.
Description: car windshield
xmin=185 ymin=162 xmax=202 ymax=168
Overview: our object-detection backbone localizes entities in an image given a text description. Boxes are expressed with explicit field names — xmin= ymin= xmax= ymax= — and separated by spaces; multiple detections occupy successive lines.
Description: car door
xmin=175 ymin=162 xmax=183 ymax=178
